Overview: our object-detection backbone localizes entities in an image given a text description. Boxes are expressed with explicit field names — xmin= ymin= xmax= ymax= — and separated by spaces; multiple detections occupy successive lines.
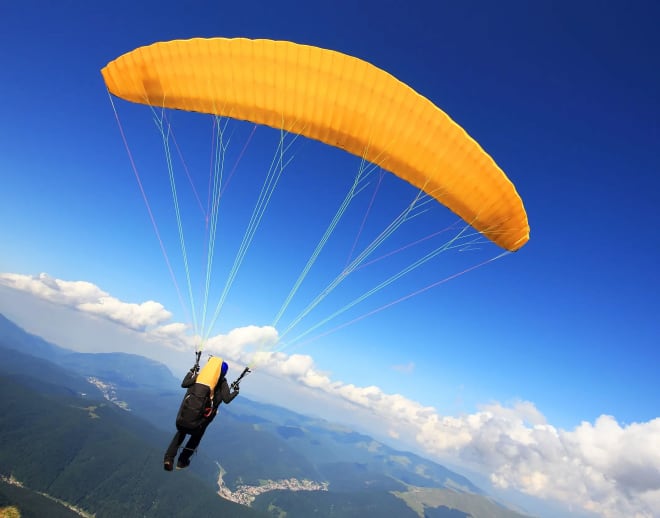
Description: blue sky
xmin=1 ymin=2 xmax=659 ymax=516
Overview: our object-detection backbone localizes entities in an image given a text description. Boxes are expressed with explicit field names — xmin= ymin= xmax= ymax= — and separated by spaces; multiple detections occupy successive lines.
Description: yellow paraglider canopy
xmin=102 ymin=37 xmax=528 ymax=251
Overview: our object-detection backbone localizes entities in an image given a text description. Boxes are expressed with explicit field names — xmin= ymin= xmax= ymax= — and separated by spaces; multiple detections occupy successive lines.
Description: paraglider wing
xmin=102 ymin=37 xmax=529 ymax=251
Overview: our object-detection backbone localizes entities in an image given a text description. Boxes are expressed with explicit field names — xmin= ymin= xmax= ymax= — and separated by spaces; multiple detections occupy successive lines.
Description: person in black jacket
xmin=164 ymin=360 xmax=239 ymax=471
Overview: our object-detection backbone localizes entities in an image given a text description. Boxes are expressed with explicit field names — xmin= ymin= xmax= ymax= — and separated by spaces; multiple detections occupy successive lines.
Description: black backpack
xmin=176 ymin=383 xmax=212 ymax=430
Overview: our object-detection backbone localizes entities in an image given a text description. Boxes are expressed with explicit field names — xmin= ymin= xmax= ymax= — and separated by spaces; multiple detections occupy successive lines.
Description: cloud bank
xmin=2 ymin=272 xmax=658 ymax=518
xmin=0 ymin=273 xmax=172 ymax=330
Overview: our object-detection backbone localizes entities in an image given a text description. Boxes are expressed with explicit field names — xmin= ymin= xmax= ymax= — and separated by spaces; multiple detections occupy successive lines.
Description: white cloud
xmin=204 ymin=324 xmax=279 ymax=361
xmin=0 ymin=273 xmax=171 ymax=330
xmin=414 ymin=404 xmax=660 ymax=518
xmin=1 ymin=272 xmax=659 ymax=518
xmin=392 ymin=361 xmax=415 ymax=374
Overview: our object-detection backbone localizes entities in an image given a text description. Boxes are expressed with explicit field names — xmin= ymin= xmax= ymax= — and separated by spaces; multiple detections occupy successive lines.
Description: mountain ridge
xmin=0 ymin=312 xmax=535 ymax=518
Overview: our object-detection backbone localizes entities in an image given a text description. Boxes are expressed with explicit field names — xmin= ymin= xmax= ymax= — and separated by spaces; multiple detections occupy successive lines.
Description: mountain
xmin=0 ymin=348 xmax=263 ymax=517
xmin=0 ymin=313 xmax=175 ymax=392
xmin=1 ymin=476 xmax=85 ymax=518
xmin=0 ymin=313 xmax=534 ymax=518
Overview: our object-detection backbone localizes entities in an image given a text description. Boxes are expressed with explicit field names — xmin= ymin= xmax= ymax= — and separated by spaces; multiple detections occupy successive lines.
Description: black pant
xmin=164 ymin=418 xmax=212 ymax=462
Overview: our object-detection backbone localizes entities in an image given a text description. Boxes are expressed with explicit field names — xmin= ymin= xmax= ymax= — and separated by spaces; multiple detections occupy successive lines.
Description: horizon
xmin=0 ymin=305 xmax=579 ymax=518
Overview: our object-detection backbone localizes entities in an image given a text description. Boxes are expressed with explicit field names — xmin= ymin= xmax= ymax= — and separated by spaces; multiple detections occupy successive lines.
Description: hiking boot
xmin=176 ymin=457 xmax=190 ymax=470
xmin=163 ymin=458 xmax=174 ymax=472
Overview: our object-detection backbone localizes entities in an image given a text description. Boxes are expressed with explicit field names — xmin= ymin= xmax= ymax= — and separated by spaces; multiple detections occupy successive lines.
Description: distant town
xmin=217 ymin=467 xmax=328 ymax=506
xmin=87 ymin=377 xmax=131 ymax=411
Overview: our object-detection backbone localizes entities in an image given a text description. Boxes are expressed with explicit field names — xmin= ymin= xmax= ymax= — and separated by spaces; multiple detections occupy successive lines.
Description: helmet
xmin=221 ymin=361 xmax=229 ymax=377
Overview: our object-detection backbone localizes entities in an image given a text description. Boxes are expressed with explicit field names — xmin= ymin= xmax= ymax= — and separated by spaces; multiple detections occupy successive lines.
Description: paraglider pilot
xmin=164 ymin=355 xmax=239 ymax=471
